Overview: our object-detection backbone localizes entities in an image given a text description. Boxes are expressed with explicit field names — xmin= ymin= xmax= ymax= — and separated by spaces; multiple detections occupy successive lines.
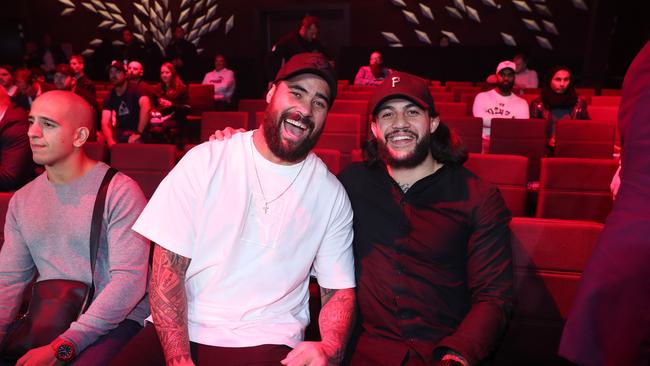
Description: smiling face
xmin=263 ymin=73 xmax=330 ymax=163
xmin=371 ymin=98 xmax=438 ymax=168
xmin=550 ymin=69 xmax=571 ymax=94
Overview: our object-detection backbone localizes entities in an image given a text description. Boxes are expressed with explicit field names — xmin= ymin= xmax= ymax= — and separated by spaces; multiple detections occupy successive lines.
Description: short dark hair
xmin=363 ymin=120 xmax=468 ymax=166
xmin=70 ymin=54 xmax=84 ymax=64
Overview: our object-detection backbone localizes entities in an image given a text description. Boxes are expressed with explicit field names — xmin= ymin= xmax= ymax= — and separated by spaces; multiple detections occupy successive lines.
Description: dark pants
xmin=110 ymin=323 xmax=292 ymax=366
xmin=0 ymin=319 xmax=141 ymax=366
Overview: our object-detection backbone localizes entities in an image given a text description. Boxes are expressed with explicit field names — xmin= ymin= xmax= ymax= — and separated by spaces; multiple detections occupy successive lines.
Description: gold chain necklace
xmin=250 ymin=136 xmax=306 ymax=214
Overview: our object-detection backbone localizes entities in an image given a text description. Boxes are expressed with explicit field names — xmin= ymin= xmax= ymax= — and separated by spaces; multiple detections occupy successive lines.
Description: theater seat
xmin=464 ymin=153 xmax=528 ymax=216
xmin=187 ymin=84 xmax=214 ymax=115
xmin=494 ymin=217 xmax=603 ymax=366
xmin=0 ymin=192 xmax=13 ymax=248
xmin=110 ymin=144 xmax=176 ymax=199
xmin=237 ymin=99 xmax=267 ymax=129
xmin=313 ymin=148 xmax=341 ymax=175
xmin=536 ymin=157 xmax=619 ymax=222
xmin=200 ymin=112 xmax=248 ymax=142
xmin=316 ymin=113 xmax=361 ymax=167
xmin=436 ymin=102 xmax=468 ymax=117
xmin=443 ymin=116 xmax=483 ymax=153
xmin=554 ymin=119 xmax=616 ymax=159
xmin=489 ymin=118 xmax=548 ymax=181
xmin=83 ymin=141 xmax=109 ymax=163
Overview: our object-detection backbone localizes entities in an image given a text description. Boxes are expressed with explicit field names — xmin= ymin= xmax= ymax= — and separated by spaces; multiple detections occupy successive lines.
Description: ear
xmin=430 ymin=115 xmax=440 ymax=133
xmin=265 ymin=83 xmax=277 ymax=104
xmin=72 ymin=126 xmax=90 ymax=148
xmin=370 ymin=120 xmax=380 ymax=139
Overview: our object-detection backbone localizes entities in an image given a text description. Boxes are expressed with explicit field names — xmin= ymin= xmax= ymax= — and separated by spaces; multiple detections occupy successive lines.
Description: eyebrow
xmin=287 ymin=83 xmax=330 ymax=105
xmin=29 ymin=115 xmax=60 ymax=125
xmin=378 ymin=102 xmax=421 ymax=113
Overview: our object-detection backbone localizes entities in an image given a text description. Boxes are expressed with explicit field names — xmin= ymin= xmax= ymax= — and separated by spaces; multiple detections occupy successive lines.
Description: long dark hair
xmin=363 ymin=117 xmax=468 ymax=166
xmin=540 ymin=65 xmax=578 ymax=109
xmin=160 ymin=62 xmax=186 ymax=99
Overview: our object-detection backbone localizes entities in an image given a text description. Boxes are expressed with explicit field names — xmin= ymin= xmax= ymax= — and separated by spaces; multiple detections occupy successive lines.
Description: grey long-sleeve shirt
xmin=0 ymin=162 xmax=150 ymax=353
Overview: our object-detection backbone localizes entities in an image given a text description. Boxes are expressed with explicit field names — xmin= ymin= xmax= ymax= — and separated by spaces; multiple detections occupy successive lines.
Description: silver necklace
xmin=250 ymin=136 xmax=306 ymax=214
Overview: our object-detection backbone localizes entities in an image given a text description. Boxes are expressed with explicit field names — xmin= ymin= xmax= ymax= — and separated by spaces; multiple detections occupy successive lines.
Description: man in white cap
xmin=472 ymin=60 xmax=530 ymax=152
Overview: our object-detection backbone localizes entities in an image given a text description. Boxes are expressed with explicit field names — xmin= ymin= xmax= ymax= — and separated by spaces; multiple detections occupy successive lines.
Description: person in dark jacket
xmin=0 ymin=85 xmax=34 ymax=191
xmin=529 ymin=66 xmax=589 ymax=148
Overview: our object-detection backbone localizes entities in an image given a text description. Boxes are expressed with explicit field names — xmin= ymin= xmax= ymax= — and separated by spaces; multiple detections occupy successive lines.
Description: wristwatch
xmin=51 ymin=337 xmax=76 ymax=362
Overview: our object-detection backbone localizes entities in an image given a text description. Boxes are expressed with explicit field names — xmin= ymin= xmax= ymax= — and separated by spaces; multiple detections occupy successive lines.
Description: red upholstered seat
xmin=489 ymin=118 xmax=548 ymax=181
xmin=313 ymin=148 xmax=341 ymax=175
xmin=436 ymin=102 xmax=468 ymax=118
xmin=187 ymin=84 xmax=214 ymax=115
xmin=237 ymin=99 xmax=267 ymax=129
xmin=588 ymin=105 xmax=619 ymax=123
xmin=443 ymin=116 xmax=483 ymax=153
xmin=494 ymin=217 xmax=603 ymax=366
xmin=536 ymin=157 xmax=619 ymax=222
xmin=590 ymin=95 xmax=621 ymax=107
xmin=83 ymin=141 xmax=109 ymax=163
xmin=200 ymin=112 xmax=248 ymax=142
xmin=316 ymin=113 xmax=361 ymax=168
xmin=554 ymin=119 xmax=616 ymax=159
xmin=110 ymin=143 xmax=176 ymax=199
xmin=330 ymin=99 xmax=369 ymax=141
xmin=464 ymin=153 xmax=528 ymax=216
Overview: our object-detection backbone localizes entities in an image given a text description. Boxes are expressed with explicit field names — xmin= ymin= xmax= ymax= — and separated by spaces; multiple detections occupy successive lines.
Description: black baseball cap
xmin=368 ymin=71 xmax=436 ymax=117
xmin=274 ymin=52 xmax=337 ymax=108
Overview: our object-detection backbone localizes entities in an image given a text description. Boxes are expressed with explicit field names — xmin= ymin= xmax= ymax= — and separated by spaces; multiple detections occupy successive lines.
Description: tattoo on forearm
xmin=150 ymin=244 xmax=192 ymax=364
xmin=318 ymin=287 xmax=356 ymax=365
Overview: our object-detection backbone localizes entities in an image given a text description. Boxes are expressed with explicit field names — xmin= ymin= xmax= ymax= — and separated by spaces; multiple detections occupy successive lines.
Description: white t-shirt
xmin=201 ymin=68 xmax=236 ymax=102
xmin=133 ymin=131 xmax=355 ymax=348
xmin=472 ymin=89 xmax=530 ymax=139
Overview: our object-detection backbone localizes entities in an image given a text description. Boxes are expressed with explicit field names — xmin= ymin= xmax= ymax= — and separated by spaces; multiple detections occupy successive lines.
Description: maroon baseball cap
xmin=108 ymin=60 xmax=127 ymax=73
xmin=368 ymin=71 xmax=436 ymax=116
xmin=274 ymin=52 xmax=337 ymax=108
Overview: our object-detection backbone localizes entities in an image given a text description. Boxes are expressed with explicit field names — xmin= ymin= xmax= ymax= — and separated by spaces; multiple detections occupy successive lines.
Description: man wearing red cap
xmin=111 ymin=53 xmax=356 ymax=366
xmin=339 ymin=72 xmax=513 ymax=366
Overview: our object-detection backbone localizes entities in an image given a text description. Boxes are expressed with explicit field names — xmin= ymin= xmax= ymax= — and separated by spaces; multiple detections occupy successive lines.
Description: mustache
xmin=385 ymin=128 xmax=417 ymax=140
xmin=282 ymin=110 xmax=315 ymax=130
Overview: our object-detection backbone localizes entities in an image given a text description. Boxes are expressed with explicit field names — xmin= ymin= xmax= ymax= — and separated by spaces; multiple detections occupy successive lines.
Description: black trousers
xmin=109 ymin=322 xmax=292 ymax=366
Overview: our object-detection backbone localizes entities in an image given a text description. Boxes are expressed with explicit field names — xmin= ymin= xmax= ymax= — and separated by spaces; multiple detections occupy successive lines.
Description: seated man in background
xmin=127 ymin=60 xmax=150 ymax=93
xmin=0 ymin=91 xmax=150 ymax=365
xmin=101 ymin=61 xmax=151 ymax=146
xmin=201 ymin=54 xmax=236 ymax=110
xmin=512 ymin=53 xmax=538 ymax=89
xmin=12 ymin=68 xmax=54 ymax=111
xmin=473 ymin=61 xmax=530 ymax=152
xmin=0 ymin=85 xmax=34 ymax=192
xmin=0 ymin=65 xmax=17 ymax=98
xmin=354 ymin=51 xmax=392 ymax=86
xmin=340 ymin=72 xmax=513 ymax=366
xmin=54 ymin=63 xmax=101 ymax=133
xmin=70 ymin=54 xmax=97 ymax=96
xmin=530 ymin=65 xmax=589 ymax=149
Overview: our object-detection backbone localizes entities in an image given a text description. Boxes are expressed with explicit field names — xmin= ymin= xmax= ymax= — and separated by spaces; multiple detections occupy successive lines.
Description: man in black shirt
xmin=101 ymin=61 xmax=151 ymax=146
xmin=339 ymin=72 xmax=513 ymax=366
xmin=265 ymin=16 xmax=331 ymax=85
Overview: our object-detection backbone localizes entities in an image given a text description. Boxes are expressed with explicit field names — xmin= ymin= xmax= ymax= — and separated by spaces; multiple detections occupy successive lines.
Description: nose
xmin=294 ymin=98 xmax=313 ymax=118
xmin=392 ymin=111 xmax=410 ymax=129
xmin=28 ymin=121 xmax=42 ymax=139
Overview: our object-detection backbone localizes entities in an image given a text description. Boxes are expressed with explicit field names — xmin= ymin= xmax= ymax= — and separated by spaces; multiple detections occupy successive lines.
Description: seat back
xmin=330 ymin=99 xmax=369 ymax=140
xmin=436 ymin=102 xmax=468 ymax=117
xmin=430 ymin=92 xmax=455 ymax=103
xmin=590 ymin=96 xmax=621 ymax=107
xmin=494 ymin=217 xmax=603 ymax=366
xmin=237 ymin=99 xmax=267 ymax=129
xmin=200 ymin=112 xmax=248 ymax=142
xmin=316 ymin=113 xmax=361 ymax=167
xmin=187 ymin=84 xmax=214 ymax=115
xmin=599 ymin=88 xmax=621 ymax=96
xmin=536 ymin=157 xmax=618 ymax=222
xmin=554 ymin=120 xmax=616 ymax=159
xmin=444 ymin=81 xmax=473 ymax=90
xmin=449 ymin=86 xmax=482 ymax=102
xmin=588 ymin=105 xmax=619 ymax=123
xmin=83 ymin=141 xmax=109 ymax=163
xmin=110 ymin=144 xmax=176 ymax=198
xmin=0 ymin=192 xmax=13 ymax=248
xmin=489 ymin=118 xmax=548 ymax=181
xmin=346 ymin=85 xmax=377 ymax=92
xmin=313 ymin=148 xmax=341 ymax=175
xmin=464 ymin=153 xmax=528 ymax=216
xmin=339 ymin=91 xmax=372 ymax=101
xmin=443 ymin=116 xmax=483 ymax=153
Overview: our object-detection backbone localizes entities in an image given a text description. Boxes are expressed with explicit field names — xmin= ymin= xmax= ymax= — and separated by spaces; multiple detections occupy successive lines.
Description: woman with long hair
xmin=150 ymin=62 xmax=189 ymax=143
xmin=530 ymin=65 xmax=589 ymax=148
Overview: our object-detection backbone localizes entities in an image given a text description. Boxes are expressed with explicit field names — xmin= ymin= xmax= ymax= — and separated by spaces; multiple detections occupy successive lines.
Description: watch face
xmin=56 ymin=343 xmax=75 ymax=361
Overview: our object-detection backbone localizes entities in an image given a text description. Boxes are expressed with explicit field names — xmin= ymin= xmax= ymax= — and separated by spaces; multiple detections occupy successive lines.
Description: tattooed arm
xmin=149 ymin=244 xmax=194 ymax=366
xmin=281 ymin=287 xmax=356 ymax=366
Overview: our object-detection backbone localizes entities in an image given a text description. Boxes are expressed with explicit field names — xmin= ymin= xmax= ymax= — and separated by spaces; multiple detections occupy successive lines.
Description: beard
xmin=497 ymin=80 xmax=514 ymax=94
xmin=377 ymin=130 xmax=431 ymax=168
xmin=262 ymin=109 xmax=323 ymax=163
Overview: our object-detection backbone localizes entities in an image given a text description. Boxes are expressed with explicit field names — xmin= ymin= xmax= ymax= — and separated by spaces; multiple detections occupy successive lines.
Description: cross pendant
xmin=263 ymin=202 xmax=269 ymax=214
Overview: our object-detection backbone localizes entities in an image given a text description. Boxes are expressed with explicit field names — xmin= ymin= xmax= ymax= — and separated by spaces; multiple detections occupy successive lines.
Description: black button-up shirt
xmin=339 ymin=163 xmax=513 ymax=365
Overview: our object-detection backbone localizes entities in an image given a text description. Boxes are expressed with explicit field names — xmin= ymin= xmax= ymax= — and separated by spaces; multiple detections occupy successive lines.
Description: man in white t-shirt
xmin=473 ymin=60 xmax=530 ymax=152
xmin=111 ymin=53 xmax=356 ymax=366
xmin=201 ymin=54 xmax=236 ymax=110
